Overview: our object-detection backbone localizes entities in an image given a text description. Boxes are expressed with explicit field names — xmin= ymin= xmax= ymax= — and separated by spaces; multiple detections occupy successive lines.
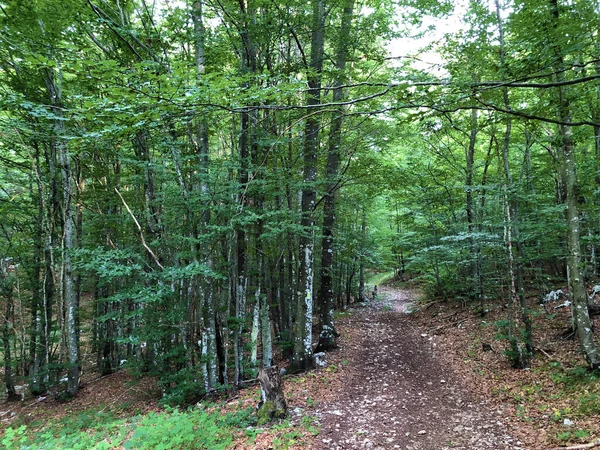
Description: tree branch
xmin=114 ymin=187 xmax=164 ymax=270
xmin=548 ymin=439 xmax=600 ymax=450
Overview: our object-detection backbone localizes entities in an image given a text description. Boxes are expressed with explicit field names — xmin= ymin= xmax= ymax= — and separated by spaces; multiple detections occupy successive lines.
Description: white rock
xmin=314 ymin=352 xmax=327 ymax=367
xmin=563 ymin=418 xmax=574 ymax=426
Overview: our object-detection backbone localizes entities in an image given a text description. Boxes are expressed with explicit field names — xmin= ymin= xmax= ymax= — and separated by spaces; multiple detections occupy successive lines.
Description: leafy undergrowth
xmin=0 ymin=350 xmax=346 ymax=449
xmin=367 ymin=270 xmax=397 ymax=287
xmin=2 ymin=406 xmax=258 ymax=450
xmin=0 ymin=373 xmax=335 ymax=450
xmin=410 ymin=291 xmax=600 ymax=449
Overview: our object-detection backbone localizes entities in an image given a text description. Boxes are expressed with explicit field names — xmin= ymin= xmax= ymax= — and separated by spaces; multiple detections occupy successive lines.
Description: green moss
xmin=256 ymin=401 xmax=286 ymax=426
xmin=257 ymin=400 xmax=275 ymax=426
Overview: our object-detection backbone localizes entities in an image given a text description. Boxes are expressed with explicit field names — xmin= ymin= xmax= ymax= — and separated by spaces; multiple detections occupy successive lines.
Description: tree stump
xmin=256 ymin=366 xmax=287 ymax=425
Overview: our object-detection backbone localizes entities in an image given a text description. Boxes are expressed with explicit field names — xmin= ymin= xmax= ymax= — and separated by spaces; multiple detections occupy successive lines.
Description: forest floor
xmin=3 ymin=284 xmax=600 ymax=449
xmin=297 ymin=284 xmax=600 ymax=450
xmin=309 ymin=286 xmax=525 ymax=450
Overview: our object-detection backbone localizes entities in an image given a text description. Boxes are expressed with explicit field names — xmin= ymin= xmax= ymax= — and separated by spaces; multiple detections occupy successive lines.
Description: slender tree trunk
xmin=250 ymin=299 xmax=260 ymax=367
xmin=192 ymin=0 xmax=217 ymax=390
xmin=30 ymin=144 xmax=49 ymax=394
xmin=496 ymin=0 xmax=533 ymax=365
xmin=41 ymin=140 xmax=58 ymax=387
xmin=358 ymin=209 xmax=367 ymax=302
xmin=550 ymin=0 xmax=600 ymax=369
xmin=232 ymin=0 xmax=258 ymax=386
xmin=316 ymin=0 xmax=354 ymax=352
xmin=74 ymin=159 xmax=84 ymax=355
xmin=46 ymin=68 xmax=80 ymax=397
xmin=254 ymin=201 xmax=272 ymax=368
xmin=346 ymin=264 xmax=355 ymax=307
xmin=260 ymin=289 xmax=272 ymax=368
xmin=292 ymin=0 xmax=325 ymax=372
xmin=1 ymin=260 xmax=19 ymax=401
xmin=466 ymin=108 xmax=481 ymax=303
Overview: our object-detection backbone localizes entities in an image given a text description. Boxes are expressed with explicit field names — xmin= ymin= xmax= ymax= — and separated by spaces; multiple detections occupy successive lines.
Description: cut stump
xmin=256 ymin=366 xmax=287 ymax=425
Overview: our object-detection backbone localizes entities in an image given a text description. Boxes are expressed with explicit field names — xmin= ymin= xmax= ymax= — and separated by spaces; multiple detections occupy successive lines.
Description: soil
xmin=313 ymin=287 xmax=525 ymax=450
xmin=0 ymin=371 xmax=162 ymax=429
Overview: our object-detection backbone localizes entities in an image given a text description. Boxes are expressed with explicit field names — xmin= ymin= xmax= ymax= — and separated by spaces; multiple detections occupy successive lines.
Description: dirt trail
xmin=315 ymin=287 xmax=524 ymax=450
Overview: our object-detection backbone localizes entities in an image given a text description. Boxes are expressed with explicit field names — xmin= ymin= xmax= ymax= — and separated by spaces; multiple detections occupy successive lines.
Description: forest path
xmin=314 ymin=286 xmax=524 ymax=450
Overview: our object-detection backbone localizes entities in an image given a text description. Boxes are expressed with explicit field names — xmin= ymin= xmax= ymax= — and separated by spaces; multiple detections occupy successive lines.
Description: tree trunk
xmin=496 ymin=0 xmax=533 ymax=367
xmin=466 ymin=108 xmax=481 ymax=303
xmin=256 ymin=366 xmax=287 ymax=425
xmin=30 ymin=143 xmax=50 ymax=394
xmin=192 ymin=0 xmax=217 ymax=390
xmin=358 ymin=209 xmax=367 ymax=303
xmin=317 ymin=0 xmax=354 ymax=352
xmin=292 ymin=0 xmax=325 ymax=372
xmin=46 ymin=68 xmax=80 ymax=397
xmin=250 ymin=299 xmax=260 ymax=367
xmin=1 ymin=260 xmax=19 ymax=401
xmin=550 ymin=0 xmax=600 ymax=369
xmin=260 ymin=288 xmax=272 ymax=368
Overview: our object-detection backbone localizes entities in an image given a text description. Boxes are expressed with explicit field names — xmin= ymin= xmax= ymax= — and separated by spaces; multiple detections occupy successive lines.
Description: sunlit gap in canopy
xmin=386 ymin=0 xmax=513 ymax=77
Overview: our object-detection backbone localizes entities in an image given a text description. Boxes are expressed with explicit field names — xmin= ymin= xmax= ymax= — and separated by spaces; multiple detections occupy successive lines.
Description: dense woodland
xmin=1 ymin=0 xmax=600 ymax=407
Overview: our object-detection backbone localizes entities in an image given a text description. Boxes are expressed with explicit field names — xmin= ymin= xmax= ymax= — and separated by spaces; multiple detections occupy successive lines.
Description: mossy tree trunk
xmin=256 ymin=366 xmax=287 ymax=425
xmin=550 ymin=0 xmax=600 ymax=369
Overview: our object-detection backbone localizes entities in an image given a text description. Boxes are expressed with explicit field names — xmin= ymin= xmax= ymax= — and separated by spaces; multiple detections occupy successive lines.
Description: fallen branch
xmin=435 ymin=310 xmax=462 ymax=322
xmin=548 ymin=439 xmax=600 ymax=450
xmin=23 ymin=396 xmax=48 ymax=409
xmin=536 ymin=347 xmax=556 ymax=361
xmin=430 ymin=319 xmax=466 ymax=335
xmin=415 ymin=300 xmax=438 ymax=310
xmin=83 ymin=372 xmax=118 ymax=387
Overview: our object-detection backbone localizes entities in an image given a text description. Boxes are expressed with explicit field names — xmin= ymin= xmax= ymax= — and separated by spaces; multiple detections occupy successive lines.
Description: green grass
xmin=1 ymin=405 xmax=259 ymax=450
xmin=367 ymin=270 xmax=395 ymax=287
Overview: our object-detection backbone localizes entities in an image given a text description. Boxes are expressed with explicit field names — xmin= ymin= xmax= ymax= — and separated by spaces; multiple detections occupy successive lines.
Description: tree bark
xmin=317 ymin=0 xmax=354 ymax=352
xmin=1 ymin=259 xmax=19 ymax=401
xmin=496 ymin=0 xmax=533 ymax=366
xmin=292 ymin=0 xmax=325 ymax=372
xmin=233 ymin=0 xmax=255 ymax=385
xmin=30 ymin=143 xmax=51 ymax=394
xmin=46 ymin=68 xmax=80 ymax=397
xmin=466 ymin=108 xmax=481 ymax=303
xmin=358 ymin=209 xmax=367 ymax=303
xmin=256 ymin=366 xmax=287 ymax=425
xmin=550 ymin=0 xmax=600 ymax=369
xmin=192 ymin=0 xmax=217 ymax=391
